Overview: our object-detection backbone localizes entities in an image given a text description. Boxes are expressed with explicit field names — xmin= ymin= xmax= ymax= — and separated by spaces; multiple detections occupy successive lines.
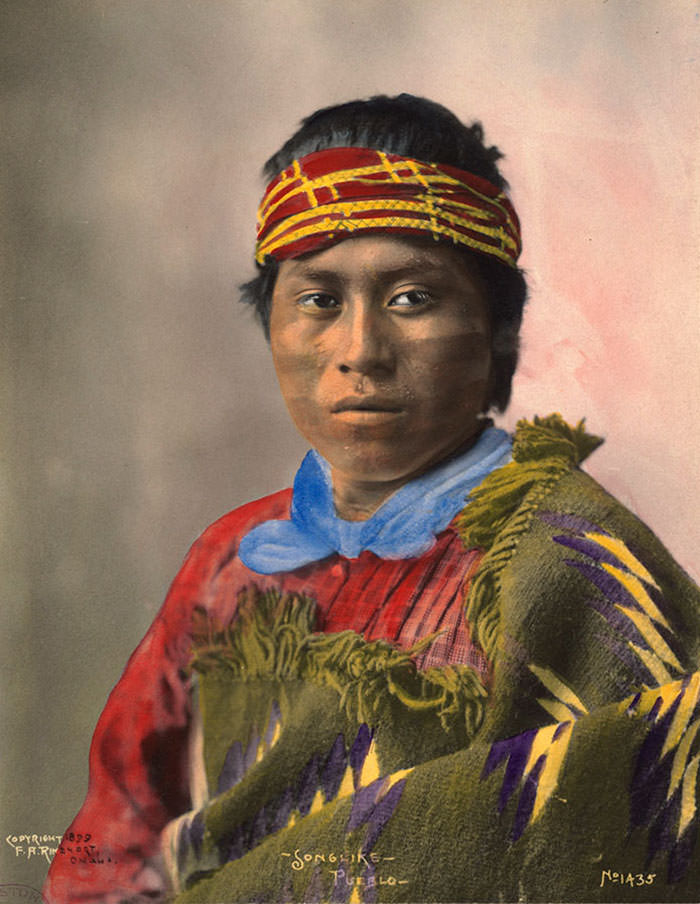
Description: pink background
xmin=2 ymin=0 xmax=699 ymax=890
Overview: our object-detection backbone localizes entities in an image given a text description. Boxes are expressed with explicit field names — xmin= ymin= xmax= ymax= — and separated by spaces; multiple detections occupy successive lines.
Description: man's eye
xmin=388 ymin=289 xmax=432 ymax=309
xmin=298 ymin=293 xmax=339 ymax=311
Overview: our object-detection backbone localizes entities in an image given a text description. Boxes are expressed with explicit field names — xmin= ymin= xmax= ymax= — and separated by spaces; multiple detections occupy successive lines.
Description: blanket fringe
xmin=190 ymin=586 xmax=487 ymax=736
xmin=457 ymin=414 xmax=603 ymax=661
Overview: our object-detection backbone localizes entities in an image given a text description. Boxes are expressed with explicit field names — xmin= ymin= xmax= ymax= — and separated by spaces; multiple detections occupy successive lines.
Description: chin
xmin=329 ymin=445 xmax=437 ymax=485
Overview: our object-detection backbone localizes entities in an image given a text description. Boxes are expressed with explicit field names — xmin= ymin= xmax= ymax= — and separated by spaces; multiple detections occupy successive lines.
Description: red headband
xmin=255 ymin=147 xmax=521 ymax=268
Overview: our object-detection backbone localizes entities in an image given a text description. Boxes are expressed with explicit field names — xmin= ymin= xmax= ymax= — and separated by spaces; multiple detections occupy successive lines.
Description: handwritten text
xmin=599 ymin=869 xmax=656 ymax=888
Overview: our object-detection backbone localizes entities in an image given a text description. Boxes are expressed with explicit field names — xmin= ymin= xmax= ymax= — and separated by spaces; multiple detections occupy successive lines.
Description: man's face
xmin=269 ymin=235 xmax=492 ymax=491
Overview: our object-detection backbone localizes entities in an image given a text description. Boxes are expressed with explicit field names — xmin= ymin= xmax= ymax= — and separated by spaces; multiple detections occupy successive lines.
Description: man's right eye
xmin=297 ymin=293 xmax=339 ymax=311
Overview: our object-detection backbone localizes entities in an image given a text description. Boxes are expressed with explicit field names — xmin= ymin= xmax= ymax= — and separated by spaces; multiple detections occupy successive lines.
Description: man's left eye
xmin=388 ymin=290 xmax=432 ymax=309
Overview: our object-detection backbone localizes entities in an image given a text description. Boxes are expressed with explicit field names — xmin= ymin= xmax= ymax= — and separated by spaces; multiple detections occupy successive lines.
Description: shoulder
xmin=514 ymin=464 xmax=697 ymax=605
xmin=460 ymin=413 xmax=700 ymax=665
xmin=457 ymin=415 xmax=700 ymax=735
xmin=152 ymin=488 xmax=293 ymax=641
xmin=190 ymin=488 xmax=293 ymax=563
xmin=173 ymin=487 xmax=293 ymax=585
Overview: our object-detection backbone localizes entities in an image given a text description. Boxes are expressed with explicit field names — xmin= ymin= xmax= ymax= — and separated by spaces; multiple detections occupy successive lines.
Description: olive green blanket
xmin=163 ymin=416 xmax=700 ymax=903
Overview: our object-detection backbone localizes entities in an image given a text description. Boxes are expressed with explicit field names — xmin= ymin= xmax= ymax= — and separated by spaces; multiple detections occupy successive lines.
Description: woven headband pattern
xmin=255 ymin=147 xmax=521 ymax=267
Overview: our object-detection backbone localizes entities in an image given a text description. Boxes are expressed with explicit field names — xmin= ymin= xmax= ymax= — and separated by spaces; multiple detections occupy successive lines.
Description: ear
xmin=487 ymin=321 xmax=521 ymax=412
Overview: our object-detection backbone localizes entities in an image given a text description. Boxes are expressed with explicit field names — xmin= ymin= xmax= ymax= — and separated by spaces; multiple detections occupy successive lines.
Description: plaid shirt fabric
xmin=295 ymin=536 xmax=486 ymax=674
xmin=45 ymin=488 xmax=487 ymax=904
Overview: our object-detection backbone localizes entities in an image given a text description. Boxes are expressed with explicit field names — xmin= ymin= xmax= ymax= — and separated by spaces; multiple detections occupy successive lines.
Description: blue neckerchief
xmin=238 ymin=426 xmax=512 ymax=575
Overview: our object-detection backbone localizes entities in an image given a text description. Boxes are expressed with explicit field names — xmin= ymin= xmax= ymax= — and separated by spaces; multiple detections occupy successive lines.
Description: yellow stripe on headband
xmin=255 ymin=147 xmax=522 ymax=267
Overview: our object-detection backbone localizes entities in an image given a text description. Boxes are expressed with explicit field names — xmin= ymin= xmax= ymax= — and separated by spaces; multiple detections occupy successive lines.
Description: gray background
xmin=2 ymin=0 xmax=699 ymax=892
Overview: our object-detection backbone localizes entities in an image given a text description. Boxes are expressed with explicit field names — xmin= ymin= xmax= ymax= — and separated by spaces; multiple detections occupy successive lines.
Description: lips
xmin=331 ymin=395 xmax=403 ymax=414
xmin=330 ymin=395 xmax=405 ymax=427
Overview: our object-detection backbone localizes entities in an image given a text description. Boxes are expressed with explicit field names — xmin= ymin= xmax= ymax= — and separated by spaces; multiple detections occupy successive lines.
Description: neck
xmin=330 ymin=425 xmax=490 ymax=522
xmin=331 ymin=474 xmax=410 ymax=522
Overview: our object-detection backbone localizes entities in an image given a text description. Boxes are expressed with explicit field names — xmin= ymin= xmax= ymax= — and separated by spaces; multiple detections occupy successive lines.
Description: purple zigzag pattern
xmin=552 ymin=533 xmax=622 ymax=569
xmin=563 ymin=559 xmax=685 ymax=676
xmin=217 ymin=701 xmax=281 ymax=795
xmin=482 ymin=729 xmax=537 ymax=815
xmin=347 ymin=779 xmax=387 ymax=833
xmin=321 ymin=733 xmax=348 ymax=802
xmin=482 ymin=722 xmax=571 ymax=843
xmin=345 ymin=774 xmax=409 ymax=853
xmin=217 ymin=740 xmax=245 ymax=795
xmin=511 ymin=753 xmax=547 ymax=842
xmin=629 ymin=677 xmax=700 ymax=883
xmin=340 ymin=776 xmax=409 ymax=897
xmin=564 ymin=559 xmax=645 ymax=612
xmin=537 ymin=510 xmax=687 ymax=678
xmin=297 ymin=755 xmax=321 ymax=816
xmin=537 ymin=511 xmax=610 ymax=536
xmin=481 ymin=729 xmax=547 ymax=840
xmin=362 ymin=779 xmax=408 ymax=853
xmin=349 ymin=724 xmax=373 ymax=783
xmin=209 ymin=723 xmax=379 ymax=870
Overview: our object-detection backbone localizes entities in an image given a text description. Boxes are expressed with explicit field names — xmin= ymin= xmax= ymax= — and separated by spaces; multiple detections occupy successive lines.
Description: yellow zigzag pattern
xmin=523 ymin=664 xmax=588 ymax=827
xmin=531 ymin=663 xmax=588 ymax=723
xmin=291 ymin=738 xmax=414 ymax=827
xmin=584 ymin=532 xmax=680 ymax=683
xmin=623 ymin=672 xmax=700 ymax=840
xmin=525 ymin=720 xmax=575 ymax=823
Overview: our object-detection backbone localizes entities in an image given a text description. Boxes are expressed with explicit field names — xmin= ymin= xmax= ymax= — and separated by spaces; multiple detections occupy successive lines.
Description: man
xmin=45 ymin=95 xmax=700 ymax=903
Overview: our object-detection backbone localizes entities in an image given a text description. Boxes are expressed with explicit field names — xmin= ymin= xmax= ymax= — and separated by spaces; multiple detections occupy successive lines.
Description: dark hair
xmin=241 ymin=93 xmax=527 ymax=411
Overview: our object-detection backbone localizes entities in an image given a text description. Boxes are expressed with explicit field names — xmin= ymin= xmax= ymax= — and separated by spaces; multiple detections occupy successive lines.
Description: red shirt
xmin=44 ymin=489 xmax=485 ymax=903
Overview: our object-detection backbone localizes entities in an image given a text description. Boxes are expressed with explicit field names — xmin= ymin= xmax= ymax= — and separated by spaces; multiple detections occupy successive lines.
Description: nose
xmin=335 ymin=300 xmax=394 ymax=376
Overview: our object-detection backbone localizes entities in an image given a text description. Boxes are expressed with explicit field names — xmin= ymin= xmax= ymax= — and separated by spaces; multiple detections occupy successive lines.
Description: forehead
xmin=275 ymin=234 xmax=483 ymax=288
